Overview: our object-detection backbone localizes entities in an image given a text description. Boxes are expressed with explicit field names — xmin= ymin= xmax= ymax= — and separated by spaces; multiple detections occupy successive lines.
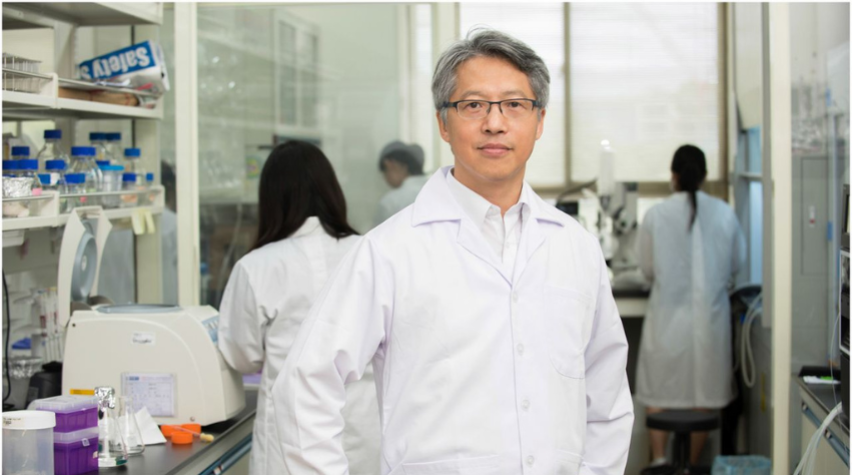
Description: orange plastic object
xmin=181 ymin=423 xmax=201 ymax=434
xmin=160 ymin=425 xmax=176 ymax=438
xmin=171 ymin=431 xmax=193 ymax=445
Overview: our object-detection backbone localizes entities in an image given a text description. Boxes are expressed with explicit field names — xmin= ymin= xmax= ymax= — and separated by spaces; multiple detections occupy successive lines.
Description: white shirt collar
xmin=446 ymin=168 xmax=530 ymax=224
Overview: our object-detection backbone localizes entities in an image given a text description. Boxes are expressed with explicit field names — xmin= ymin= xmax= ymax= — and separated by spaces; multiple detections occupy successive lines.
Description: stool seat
xmin=646 ymin=410 xmax=719 ymax=433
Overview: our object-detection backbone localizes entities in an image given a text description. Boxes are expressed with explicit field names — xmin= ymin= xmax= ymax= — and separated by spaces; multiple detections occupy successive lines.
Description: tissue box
xmin=77 ymin=40 xmax=169 ymax=104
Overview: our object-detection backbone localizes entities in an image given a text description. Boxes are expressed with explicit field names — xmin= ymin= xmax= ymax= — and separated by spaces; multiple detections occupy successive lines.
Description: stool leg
xmin=673 ymin=432 xmax=692 ymax=474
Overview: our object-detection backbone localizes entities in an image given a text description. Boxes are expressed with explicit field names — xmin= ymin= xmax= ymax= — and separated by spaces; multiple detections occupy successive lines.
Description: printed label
xmin=132 ymin=332 xmax=156 ymax=345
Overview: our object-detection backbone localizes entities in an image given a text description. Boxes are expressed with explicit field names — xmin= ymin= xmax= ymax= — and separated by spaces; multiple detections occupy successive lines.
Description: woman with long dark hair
xmin=217 ymin=141 xmax=379 ymax=475
xmin=635 ymin=144 xmax=746 ymax=467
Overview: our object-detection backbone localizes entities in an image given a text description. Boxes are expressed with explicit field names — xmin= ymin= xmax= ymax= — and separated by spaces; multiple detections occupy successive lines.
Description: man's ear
xmin=437 ymin=111 xmax=451 ymax=143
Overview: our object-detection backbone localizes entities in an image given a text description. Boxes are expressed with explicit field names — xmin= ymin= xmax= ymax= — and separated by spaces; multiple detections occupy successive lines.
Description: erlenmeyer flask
xmin=95 ymin=386 xmax=128 ymax=468
xmin=118 ymin=396 xmax=145 ymax=455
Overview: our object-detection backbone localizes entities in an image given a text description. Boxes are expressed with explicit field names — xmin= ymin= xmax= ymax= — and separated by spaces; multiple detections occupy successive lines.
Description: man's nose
xmin=482 ymin=103 xmax=507 ymax=134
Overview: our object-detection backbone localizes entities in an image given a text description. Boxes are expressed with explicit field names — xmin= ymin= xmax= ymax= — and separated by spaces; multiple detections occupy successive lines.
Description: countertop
xmin=121 ymin=389 xmax=258 ymax=475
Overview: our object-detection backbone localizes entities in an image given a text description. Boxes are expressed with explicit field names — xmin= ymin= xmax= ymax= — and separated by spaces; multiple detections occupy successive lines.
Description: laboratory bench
xmin=797 ymin=373 xmax=849 ymax=473
xmin=122 ymin=389 xmax=257 ymax=475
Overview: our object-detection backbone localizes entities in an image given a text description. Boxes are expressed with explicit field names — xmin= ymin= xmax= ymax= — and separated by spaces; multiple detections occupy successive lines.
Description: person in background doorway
xmin=374 ymin=140 xmax=428 ymax=226
xmin=635 ymin=145 xmax=746 ymax=467
xmin=217 ymin=141 xmax=380 ymax=475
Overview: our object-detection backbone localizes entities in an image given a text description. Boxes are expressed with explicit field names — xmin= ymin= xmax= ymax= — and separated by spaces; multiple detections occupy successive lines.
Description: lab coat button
xmin=521 ymin=399 xmax=530 ymax=410
xmin=526 ymin=455 xmax=535 ymax=467
xmin=512 ymin=292 xmax=519 ymax=303
xmin=517 ymin=344 xmax=524 ymax=355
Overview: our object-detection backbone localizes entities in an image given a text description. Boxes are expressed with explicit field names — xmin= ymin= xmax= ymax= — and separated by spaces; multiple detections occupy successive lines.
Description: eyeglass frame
xmin=441 ymin=98 xmax=542 ymax=120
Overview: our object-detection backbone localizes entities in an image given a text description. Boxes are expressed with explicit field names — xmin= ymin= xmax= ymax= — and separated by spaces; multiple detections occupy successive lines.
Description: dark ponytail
xmin=671 ymin=144 xmax=707 ymax=230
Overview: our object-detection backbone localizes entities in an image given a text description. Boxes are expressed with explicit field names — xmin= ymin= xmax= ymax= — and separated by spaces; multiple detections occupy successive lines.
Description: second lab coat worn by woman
xmin=635 ymin=191 xmax=746 ymax=409
xmin=218 ymin=217 xmax=381 ymax=475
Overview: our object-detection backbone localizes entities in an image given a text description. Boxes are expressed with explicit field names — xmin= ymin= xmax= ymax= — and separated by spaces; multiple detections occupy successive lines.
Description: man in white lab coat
xmin=374 ymin=141 xmax=429 ymax=227
xmin=273 ymin=29 xmax=633 ymax=474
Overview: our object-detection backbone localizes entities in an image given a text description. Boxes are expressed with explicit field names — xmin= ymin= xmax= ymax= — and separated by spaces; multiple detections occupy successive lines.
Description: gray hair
xmin=432 ymin=28 xmax=550 ymax=122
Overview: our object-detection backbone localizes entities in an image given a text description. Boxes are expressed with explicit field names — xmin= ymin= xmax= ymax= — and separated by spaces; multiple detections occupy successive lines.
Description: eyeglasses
xmin=442 ymin=98 xmax=541 ymax=120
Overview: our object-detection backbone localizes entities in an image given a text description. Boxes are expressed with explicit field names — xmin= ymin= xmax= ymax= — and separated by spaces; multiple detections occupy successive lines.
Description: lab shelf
xmin=2 ymin=186 xmax=165 ymax=235
xmin=2 ymin=206 xmax=164 ymax=232
xmin=3 ymin=3 xmax=162 ymax=29
xmin=2 ymin=89 xmax=163 ymax=121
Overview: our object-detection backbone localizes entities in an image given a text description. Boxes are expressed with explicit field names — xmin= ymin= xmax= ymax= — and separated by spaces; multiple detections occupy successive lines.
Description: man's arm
xmin=581 ymin=244 xmax=634 ymax=475
xmin=272 ymin=237 xmax=390 ymax=474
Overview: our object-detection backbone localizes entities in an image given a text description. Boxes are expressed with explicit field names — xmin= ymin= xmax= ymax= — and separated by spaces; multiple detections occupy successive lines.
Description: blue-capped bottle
xmin=36 ymin=130 xmax=69 ymax=172
xmin=121 ymin=173 xmax=139 ymax=208
xmin=17 ymin=159 xmax=43 ymax=190
xmin=104 ymin=132 xmax=122 ymax=165
xmin=45 ymin=159 xmax=69 ymax=212
xmin=123 ymin=148 xmax=145 ymax=184
xmin=2 ymin=160 xmax=20 ymax=177
xmin=11 ymin=146 xmax=29 ymax=161
xmin=64 ymin=173 xmax=91 ymax=209
xmin=70 ymin=146 xmax=102 ymax=194
xmin=89 ymin=132 xmax=107 ymax=163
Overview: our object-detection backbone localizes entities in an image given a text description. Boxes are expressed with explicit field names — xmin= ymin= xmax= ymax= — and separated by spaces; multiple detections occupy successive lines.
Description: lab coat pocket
xmin=402 ymin=454 xmax=500 ymax=474
xmin=554 ymin=450 xmax=582 ymax=475
xmin=545 ymin=286 xmax=591 ymax=379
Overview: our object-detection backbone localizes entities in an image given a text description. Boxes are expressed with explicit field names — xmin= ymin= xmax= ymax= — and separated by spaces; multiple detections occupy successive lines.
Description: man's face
xmin=437 ymin=56 xmax=545 ymax=190
xmin=381 ymin=159 xmax=408 ymax=189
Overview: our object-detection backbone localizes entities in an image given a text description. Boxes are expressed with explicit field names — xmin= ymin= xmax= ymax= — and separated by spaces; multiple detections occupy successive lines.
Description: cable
xmin=793 ymin=402 xmax=843 ymax=475
xmin=739 ymin=292 xmax=763 ymax=388
xmin=3 ymin=272 xmax=11 ymax=402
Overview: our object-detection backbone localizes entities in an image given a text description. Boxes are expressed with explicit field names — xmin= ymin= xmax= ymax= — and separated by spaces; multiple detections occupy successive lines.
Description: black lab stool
xmin=646 ymin=410 xmax=719 ymax=474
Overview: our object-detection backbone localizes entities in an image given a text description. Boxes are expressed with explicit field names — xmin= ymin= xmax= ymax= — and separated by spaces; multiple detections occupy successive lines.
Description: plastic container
xmin=2 ymin=410 xmax=56 ymax=475
xmin=37 ymin=130 xmax=68 ymax=172
xmin=69 ymin=146 xmax=102 ymax=197
xmin=121 ymin=172 xmax=139 ymax=208
xmin=711 ymin=456 xmax=771 ymax=475
xmin=98 ymin=164 xmax=124 ymax=208
xmin=88 ymin=132 xmax=106 ymax=162
xmin=54 ymin=427 xmax=99 ymax=475
xmin=2 ymin=160 xmax=42 ymax=217
xmin=103 ymin=132 xmax=121 ymax=164
xmin=30 ymin=395 xmax=98 ymax=433
xmin=11 ymin=145 xmax=29 ymax=160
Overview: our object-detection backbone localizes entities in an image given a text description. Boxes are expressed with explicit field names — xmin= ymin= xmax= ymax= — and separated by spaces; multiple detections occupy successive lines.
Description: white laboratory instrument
xmin=62 ymin=304 xmax=245 ymax=426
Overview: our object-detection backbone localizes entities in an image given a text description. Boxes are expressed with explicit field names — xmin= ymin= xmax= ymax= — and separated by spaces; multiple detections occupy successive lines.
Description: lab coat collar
xmin=411 ymin=166 xmax=564 ymax=228
xmin=412 ymin=166 xmax=566 ymax=286
xmin=292 ymin=216 xmax=322 ymax=238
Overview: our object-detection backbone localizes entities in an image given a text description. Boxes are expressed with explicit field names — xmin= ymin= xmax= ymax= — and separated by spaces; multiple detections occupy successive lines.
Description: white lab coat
xmin=635 ymin=191 xmax=746 ymax=409
xmin=374 ymin=174 xmax=429 ymax=227
xmin=273 ymin=167 xmax=633 ymax=475
xmin=218 ymin=217 xmax=381 ymax=475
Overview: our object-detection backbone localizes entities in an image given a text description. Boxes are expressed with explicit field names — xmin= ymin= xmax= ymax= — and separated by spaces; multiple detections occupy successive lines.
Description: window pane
xmin=459 ymin=3 xmax=566 ymax=188
xmin=570 ymin=3 xmax=720 ymax=183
